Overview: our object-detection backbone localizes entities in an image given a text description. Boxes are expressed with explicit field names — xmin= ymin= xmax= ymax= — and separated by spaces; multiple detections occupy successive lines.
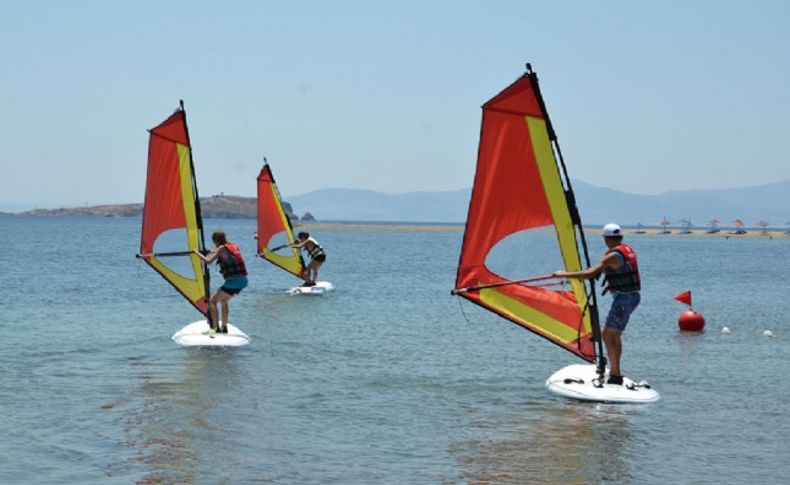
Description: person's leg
xmin=611 ymin=330 xmax=622 ymax=372
xmin=603 ymin=293 xmax=632 ymax=383
xmin=207 ymin=290 xmax=221 ymax=332
xmin=313 ymin=261 xmax=323 ymax=282
xmin=306 ymin=261 xmax=317 ymax=284
xmin=216 ymin=290 xmax=233 ymax=332
xmin=603 ymin=327 xmax=623 ymax=377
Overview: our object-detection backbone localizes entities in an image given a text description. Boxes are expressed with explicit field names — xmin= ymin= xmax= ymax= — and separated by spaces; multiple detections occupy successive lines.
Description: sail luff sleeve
xmin=526 ymin=116 xmax=592 ymax=334
xmin=179 ymin=103 xmax=211 ymax=314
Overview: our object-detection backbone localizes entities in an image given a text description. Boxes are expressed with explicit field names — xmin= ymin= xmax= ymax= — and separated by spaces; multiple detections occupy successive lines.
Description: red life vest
xmin=603 ymin=243 xmax=640 ymax=293
xmin=217 ymin=242 xmax=248 ymax=279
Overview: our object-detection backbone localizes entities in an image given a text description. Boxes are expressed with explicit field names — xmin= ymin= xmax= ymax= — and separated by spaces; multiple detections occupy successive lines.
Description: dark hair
xmin=297 ymin=231 xmax=309 ymax=239
xmin=212 ymin=230 xmax=227 ymax=244
xmin=604 ymin=235 xmax=624 ymax=242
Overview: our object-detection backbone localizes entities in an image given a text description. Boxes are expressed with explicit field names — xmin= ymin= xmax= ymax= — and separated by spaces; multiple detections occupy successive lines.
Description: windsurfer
xmin=193 ymin=230 xmax=249 ymax=334
xmin=552 ymin=223 xmax=641 ymax=385
xmin=289 ymin=231 xmax=326 ymax=286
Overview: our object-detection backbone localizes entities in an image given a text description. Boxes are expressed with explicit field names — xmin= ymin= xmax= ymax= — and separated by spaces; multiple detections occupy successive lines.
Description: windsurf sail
xmin=453 ymin=64 xmax=602 ymax=365
xmin=256 ymin=160 xmax=306 ymax=279
xmin=138 ymin=101 xmax=210 ymax=318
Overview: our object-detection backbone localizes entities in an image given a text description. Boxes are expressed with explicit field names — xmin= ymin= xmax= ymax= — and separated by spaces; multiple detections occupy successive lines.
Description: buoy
xmin=673 ymin=290 xmax=705 ymax=332
xmin=762 ymin=330 xmax=775 ymax=338
xmin=721 ymin=326 xmax=731 ymax=334
xmin=678 ymin=310 xmax=705 ymax=332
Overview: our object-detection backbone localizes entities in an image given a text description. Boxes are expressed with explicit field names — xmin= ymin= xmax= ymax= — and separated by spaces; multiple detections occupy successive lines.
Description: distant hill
xmin=284 ymin=188 xmax=471 ymax=223
xmin=8 ymin=180 xmax=790 ymax=227
xmin=283 ymin=180 xmax=790 ymax=226
xmin=572 ymin=179 xmax=790 ymax=227
xmin=15 ymin=196 xmax=297 ymax=220
xmin=20 ymin=203 xmax=144 ymax=217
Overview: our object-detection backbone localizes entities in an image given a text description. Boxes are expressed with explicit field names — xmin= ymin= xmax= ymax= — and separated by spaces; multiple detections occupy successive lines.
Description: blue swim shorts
xmin=220 ymin=276 xmax=248 ymax=295
xmin=605 ymin=292 xmax=640 ymax=331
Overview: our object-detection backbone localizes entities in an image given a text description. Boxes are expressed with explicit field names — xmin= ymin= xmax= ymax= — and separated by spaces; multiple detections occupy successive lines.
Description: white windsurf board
xmin=546 ymin=364 xmax=659 ymax=404
xmin=288 ymin=281 xmax=334 ymax=296
xmin=171 ymin=320 xmax=250 ymax=347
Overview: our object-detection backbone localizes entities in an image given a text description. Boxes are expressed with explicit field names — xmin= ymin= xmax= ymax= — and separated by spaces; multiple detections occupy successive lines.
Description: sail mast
xmin=526 ymin=65 xmax=605 ymax=375
xmin=179 ymin=100 xmax=212 ymax=326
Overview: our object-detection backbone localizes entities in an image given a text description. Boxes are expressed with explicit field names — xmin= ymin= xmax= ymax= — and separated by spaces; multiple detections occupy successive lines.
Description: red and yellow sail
xmin=455 ymin=69 xmax=597 ymax=361
xmin=139 ymin=104 xmax=209 ymax=316
xmin=257 ymin=162 xmax=306 ymax=279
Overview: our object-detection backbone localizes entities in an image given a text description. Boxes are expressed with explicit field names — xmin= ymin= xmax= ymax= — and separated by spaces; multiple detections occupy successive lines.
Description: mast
xmin=526 ymin=64 xmax=606 ymax=378
xmin=179 ymin=100 xmax=212 ymax=327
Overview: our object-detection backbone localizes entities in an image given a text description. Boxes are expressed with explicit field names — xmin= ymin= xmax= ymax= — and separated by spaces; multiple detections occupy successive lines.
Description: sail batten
xmin=139 ymin=106 xmax=210 ymax=317
xmin=256 ymin=162 xmax=306 ymax=279
xmin=455 ymin=69 xmax=598 ymax=362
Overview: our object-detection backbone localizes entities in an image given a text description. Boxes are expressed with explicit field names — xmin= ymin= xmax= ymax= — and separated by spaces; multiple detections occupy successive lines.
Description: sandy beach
xmin=608 ymin=228 xmax=789 ymax=239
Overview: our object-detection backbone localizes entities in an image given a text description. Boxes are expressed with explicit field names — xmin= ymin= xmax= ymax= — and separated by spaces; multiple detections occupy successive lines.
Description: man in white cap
xmin=553 ymin=223 xmax=641 ymax=385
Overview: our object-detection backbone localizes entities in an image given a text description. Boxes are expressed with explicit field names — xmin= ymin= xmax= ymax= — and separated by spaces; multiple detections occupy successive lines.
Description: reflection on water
xmin=112 ymin=349 xmax=245 ymax=483
xmin=453 ymin=401 xmax=641 ymax=484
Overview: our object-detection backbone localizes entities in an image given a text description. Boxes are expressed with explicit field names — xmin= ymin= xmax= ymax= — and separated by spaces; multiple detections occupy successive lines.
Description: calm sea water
xmin=1 ymin=216 xmax=789 ymax=484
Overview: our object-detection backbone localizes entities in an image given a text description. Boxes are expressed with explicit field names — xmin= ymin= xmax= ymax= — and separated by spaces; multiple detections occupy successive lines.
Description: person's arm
xmin=193 ymin=246 xmax=221 ymax=264
xmin=289 ymin=240 xmax=306 ymax=249
xmin=553 ymin=253 xmax=619 ymax=280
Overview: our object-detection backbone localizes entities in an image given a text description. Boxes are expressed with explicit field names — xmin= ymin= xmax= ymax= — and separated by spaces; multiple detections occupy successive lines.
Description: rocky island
xmin=12 ymin=195 xmax=306 ymax=220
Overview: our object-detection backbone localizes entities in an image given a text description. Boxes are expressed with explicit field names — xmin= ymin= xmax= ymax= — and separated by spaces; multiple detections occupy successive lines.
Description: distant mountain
xmin=284 ymin=188 xmax=471 ymax=223
xmin=8 ymin=180 xmax=790 ymax=227
xmin=285 ymin=180 xmax=790 ymax=226
xmin=572 ymin=179 xmax=790 ymax=227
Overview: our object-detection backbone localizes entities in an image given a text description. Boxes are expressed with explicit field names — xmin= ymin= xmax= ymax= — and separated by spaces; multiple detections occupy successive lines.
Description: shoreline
xmin=3 ymin=214 xmax=788 ymax=239
xmin=297 ymin=222 xmax=789 ymax=239
xmin=595 ymin=228 xmax=788 ymax=239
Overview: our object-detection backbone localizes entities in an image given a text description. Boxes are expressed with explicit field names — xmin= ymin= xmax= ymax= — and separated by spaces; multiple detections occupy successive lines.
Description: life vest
xmin=303 ymin=237 xmax=325 ymax=258
xmin=217 ymin=242 xmax=248 ymax=279
xmin=603 ymin=243 xmax=640 ymax=293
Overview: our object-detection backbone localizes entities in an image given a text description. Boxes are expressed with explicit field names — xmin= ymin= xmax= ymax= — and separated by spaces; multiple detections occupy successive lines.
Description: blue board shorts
xmin=220 ymin=276 xmax=248 ymax=295
xmin=605 ymin=292 xmax=640 ymax=331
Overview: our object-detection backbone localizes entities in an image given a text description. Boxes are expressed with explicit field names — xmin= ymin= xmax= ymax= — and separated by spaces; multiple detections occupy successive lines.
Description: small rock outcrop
xmin=282 ymin=201 xmax=299 ymax=220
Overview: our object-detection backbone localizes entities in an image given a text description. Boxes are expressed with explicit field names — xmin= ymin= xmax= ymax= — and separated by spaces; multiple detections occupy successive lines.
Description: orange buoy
xmin=678 ymin=309 xmax=705 ymax=332
xmin=674 ymin=290 xmax=705 ymax=332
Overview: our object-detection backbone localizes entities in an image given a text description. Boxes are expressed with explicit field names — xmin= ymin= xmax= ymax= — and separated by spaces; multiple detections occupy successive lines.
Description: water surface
xmin=1 ymin=217 xmax=788 ymax=483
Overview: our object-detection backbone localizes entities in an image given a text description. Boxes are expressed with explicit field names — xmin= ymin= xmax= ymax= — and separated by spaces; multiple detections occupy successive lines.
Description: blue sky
xmin=1 ymin=1 xmax=789 ymax=210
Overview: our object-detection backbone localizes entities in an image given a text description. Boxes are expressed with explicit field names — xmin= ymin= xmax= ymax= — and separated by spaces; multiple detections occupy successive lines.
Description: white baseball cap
xmin=602 ymin=223 xmax=622 ymax=237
